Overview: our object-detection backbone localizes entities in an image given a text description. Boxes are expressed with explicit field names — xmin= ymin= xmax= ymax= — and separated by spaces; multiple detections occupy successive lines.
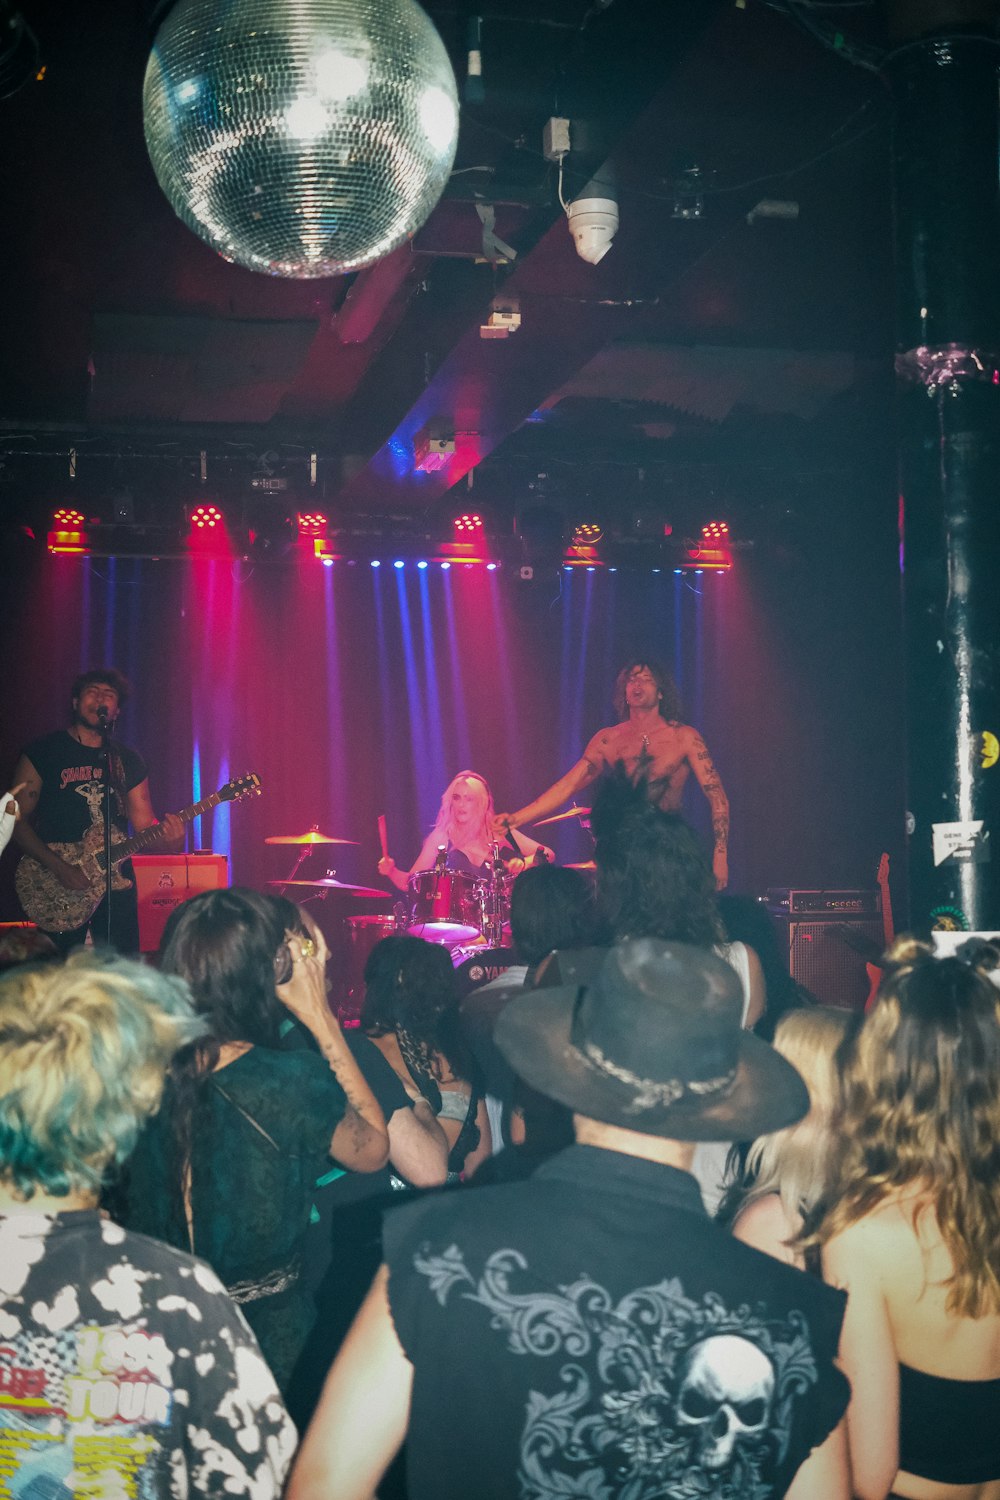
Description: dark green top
xmin=124 ymin=1046 xmax=346 ymax=1391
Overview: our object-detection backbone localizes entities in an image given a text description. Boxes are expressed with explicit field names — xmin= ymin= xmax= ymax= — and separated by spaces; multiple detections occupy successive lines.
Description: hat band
xmin=581 ymin=1039 xmax=738 ymax=1116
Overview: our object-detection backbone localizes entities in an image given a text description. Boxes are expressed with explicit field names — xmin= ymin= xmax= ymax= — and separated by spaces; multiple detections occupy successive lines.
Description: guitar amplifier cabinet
xmin=779 ymin=915 xmax=885 ymax=1010
xmin=132 ymin=854 xmax=228 ymax=953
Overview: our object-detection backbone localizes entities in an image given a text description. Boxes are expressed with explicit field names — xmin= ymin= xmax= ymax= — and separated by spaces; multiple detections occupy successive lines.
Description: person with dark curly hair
xmin=9 ymin=667 xmax=184 ymax=952
xmin=120 ymin=887 xmax=388 ymax=1392
xmin=362 ymin=934 xmax=492 ymax=1180
xmin=495 ymin=659 xmax=730 ymax=889
xmin=808 ymin=936 xmax=1000 ymax=1500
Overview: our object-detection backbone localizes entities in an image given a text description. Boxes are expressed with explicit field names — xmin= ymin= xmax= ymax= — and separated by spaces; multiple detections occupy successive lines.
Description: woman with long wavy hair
xmin=121 ymin=887 xmax=388 ymax=1392
xmin=811 ymin=936 xmax=1000 ymax=1500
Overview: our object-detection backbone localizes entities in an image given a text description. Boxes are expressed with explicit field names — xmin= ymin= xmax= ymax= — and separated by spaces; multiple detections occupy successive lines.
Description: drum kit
xmin=264 ymin=804 xmax=593 ymax=1015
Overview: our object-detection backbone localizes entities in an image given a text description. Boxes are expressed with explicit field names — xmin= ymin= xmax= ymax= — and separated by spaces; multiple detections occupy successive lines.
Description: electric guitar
xmin=15 ymin=774 xmax=261 ymax=932
xmin=864 ymin=852 xmax=893 ymax=1012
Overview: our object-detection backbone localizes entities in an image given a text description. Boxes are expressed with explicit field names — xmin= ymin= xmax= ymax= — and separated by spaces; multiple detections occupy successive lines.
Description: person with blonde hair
xmin=0 ymin=950 xmax=297 ymax=1496
xmin=723 ymin=1006 xmax=852 ymax=1264
xmin=378 ymin=770 xmax=552 ymax=892
xmin=811 ymin=936 xmax=1000 ymax=1500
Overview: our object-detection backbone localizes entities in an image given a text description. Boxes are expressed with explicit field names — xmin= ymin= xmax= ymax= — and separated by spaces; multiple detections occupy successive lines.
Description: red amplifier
xmin=132 ymin=854 xmax=228 ymax=952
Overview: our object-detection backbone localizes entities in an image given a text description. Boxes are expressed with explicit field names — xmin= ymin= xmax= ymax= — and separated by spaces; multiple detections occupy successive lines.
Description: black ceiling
xmin=0 ymin=0 xmax=897 ymax=548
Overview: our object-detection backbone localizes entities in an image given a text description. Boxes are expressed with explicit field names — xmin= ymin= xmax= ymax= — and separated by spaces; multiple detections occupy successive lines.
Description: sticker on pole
xmin=932 ymin=820 xmax=991 ymax=867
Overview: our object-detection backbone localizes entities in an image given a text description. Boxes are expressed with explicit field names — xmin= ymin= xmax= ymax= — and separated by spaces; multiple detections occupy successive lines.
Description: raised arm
xmin=378 ymin=829 xmax=442 ymax=891
xmin=683 ymin=729 xmax=730 ymax=890
xmin=277 ymin=932 xmax=389 ymax=1173
xmin=495 ymin=757 xmax=596 ymax=835
xmin=0 ymin=782 xmax=25 ymax=858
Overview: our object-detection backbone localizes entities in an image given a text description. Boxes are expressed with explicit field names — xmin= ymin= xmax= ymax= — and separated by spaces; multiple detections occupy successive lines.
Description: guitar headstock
xmin=220 ymin=773 xmax=262 ymax=803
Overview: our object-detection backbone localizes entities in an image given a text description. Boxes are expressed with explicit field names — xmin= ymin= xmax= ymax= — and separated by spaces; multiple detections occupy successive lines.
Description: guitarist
xmin=9 ymin=667 xmax=184 ymax=953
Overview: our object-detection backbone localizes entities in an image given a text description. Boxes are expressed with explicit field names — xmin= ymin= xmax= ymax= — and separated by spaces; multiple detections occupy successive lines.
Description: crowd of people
xmin=3 ymin=681 xmax=1000 ymax=1498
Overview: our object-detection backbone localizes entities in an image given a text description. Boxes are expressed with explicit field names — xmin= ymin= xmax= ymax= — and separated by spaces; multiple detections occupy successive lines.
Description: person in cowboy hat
xmin=288 ymin=939 xmax=851 ymax=1500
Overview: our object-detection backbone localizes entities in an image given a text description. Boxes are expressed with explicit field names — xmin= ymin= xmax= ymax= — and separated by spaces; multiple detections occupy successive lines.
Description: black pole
xmin=888 ymin=16 xmax=1000 ymax=934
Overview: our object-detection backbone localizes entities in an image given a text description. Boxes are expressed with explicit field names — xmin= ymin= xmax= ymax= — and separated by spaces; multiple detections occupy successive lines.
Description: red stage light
xmin=297 ymin=511 xmax=328 ymax=537
xmin=454 ymin=512 xmax=484 ymax=533
xmin=191 ymin=505 xmax=222 ymax=531
xmin=702 ymin=520 xmax=730 ymax=540
xmin=52 ymin=507 xmax=84 ymax=527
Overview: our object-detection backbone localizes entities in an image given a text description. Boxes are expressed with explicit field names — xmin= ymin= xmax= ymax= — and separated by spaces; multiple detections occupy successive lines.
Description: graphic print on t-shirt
xmin=0 ymin=1212 xmax=296 ymax=1500
xmin=414 ymin=1244 xmax=818 ymax=1500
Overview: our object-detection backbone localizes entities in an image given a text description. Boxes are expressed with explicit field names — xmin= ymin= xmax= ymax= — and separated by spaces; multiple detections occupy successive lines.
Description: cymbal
xmin=564 ymin=860 xmax=596 ymax=871
xmin=267 ymin=878 xmax=388 ymax=897
xmin=532 ymin=805 xmax=591 ymax=827
xmin=265 ymin=830 xmax=359 ymax=845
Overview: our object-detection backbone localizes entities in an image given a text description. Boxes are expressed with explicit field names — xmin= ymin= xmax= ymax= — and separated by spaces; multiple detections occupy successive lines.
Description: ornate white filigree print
xmin=414 ymin=1244 xmax=818 ymax=1499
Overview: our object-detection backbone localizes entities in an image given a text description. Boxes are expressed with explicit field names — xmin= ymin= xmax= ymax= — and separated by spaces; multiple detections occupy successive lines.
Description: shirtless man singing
xmin=495 ymin=660 xmax=730 ymax=889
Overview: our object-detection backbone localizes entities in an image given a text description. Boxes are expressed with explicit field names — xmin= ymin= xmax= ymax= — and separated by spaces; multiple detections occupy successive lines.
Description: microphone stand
xmin=97 ymin=712 xmax=114 ymax=947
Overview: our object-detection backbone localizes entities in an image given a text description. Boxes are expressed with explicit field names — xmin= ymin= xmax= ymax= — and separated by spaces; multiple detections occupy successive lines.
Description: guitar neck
xmin=119 ymin=793 xmax=228 ymax=860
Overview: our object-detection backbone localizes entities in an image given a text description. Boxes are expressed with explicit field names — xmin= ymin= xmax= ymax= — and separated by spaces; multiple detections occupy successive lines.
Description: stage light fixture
xmin=571 ymin=521 xmax=603 ymax=545
xmin=454 ymin=511 xmax=484 ymax=534
xmin=297 ymin=511 xmax=329 ymax=537
xmin=394 ymin=559 xmax=405 ymax=568
xmin=417 ymin=559 xmax=428 ymax=569
xmin=190 ymin=504 xmax=222 ymax=530
xmin=371 ymin=559 xmax=381 ymax=568
xmin=52 ymin=507 xmax=85 ymax=527
xmin=414 ymin=431 xmax=456 ymax=472
xmin=440 ymin=561 xmax=451 ymax=570
xmin=702 ymin=521 xmax=730 ymax=541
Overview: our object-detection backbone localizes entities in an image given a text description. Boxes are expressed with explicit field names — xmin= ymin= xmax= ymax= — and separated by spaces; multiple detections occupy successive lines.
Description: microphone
xmin=96 ymin=706 xmax=109 ymax=720
xmin=434 ymin=844 xmax=447 ymax=875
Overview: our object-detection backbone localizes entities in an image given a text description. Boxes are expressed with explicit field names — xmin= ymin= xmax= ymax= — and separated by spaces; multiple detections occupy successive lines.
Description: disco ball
xmin=143 ymin=0 xmax=459 ymax=278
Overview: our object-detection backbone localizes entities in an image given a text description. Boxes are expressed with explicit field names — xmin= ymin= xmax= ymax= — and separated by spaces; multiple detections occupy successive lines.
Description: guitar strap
xmin=107 ymin=743 xmax=128 ymax=824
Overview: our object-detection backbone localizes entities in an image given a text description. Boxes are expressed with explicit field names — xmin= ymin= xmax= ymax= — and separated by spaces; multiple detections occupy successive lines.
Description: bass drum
xmin=406 ymin=869 xmax=482 ymax=945
xmin=451 ymin=945 xmax=518 ymax=998
xmin=340 ymin=914 xmax=399 ymax=1021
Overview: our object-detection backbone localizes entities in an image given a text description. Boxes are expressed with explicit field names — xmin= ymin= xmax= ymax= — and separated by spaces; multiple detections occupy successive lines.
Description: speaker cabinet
xmin=786 ymin=918 xmax=884 ymax=1009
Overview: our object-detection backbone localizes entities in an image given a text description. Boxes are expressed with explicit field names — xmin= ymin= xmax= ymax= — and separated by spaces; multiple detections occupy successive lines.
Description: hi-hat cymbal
xmin=532 ymin=805 xmax=592 ymax=828
xmin=267 ymin=878 xmax=388 ymax=897
xmin=265 ymin=830 xmax=359 ymax=845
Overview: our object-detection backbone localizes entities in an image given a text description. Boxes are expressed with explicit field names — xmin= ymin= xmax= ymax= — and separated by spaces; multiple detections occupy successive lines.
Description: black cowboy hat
xmin=494 ymin=938 xmax=808 ymax=1142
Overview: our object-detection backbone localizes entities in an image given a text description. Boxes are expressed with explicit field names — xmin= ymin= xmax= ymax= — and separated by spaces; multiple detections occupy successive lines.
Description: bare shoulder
xmin=584 ymin=722 xmax=624 ymax=760
xmin=732 ymin=1193 xmax=800 ymax=1266
xmin=824 ymin=1201 xmax=912 ymax=1282
xmin=677 ymin=723 xmax=710 ymax=751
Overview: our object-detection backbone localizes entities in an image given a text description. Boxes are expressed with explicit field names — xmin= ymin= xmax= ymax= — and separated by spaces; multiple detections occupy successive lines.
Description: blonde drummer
xmin=378 ymin=772 xmax=553 ymax=892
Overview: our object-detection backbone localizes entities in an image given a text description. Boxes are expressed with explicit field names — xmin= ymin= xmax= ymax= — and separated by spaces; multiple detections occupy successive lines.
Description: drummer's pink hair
xmin=430 ymin=771 xmax=494 ymax=845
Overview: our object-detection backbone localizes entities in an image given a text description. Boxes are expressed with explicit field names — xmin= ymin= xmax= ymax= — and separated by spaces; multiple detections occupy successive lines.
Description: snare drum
xmin=406 ymin=869 xmax=482 ymax=945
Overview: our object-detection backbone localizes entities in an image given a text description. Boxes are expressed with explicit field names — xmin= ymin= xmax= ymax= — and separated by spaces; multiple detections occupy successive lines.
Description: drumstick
xmin=377 ymin=815 xmax=388 ymax=859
